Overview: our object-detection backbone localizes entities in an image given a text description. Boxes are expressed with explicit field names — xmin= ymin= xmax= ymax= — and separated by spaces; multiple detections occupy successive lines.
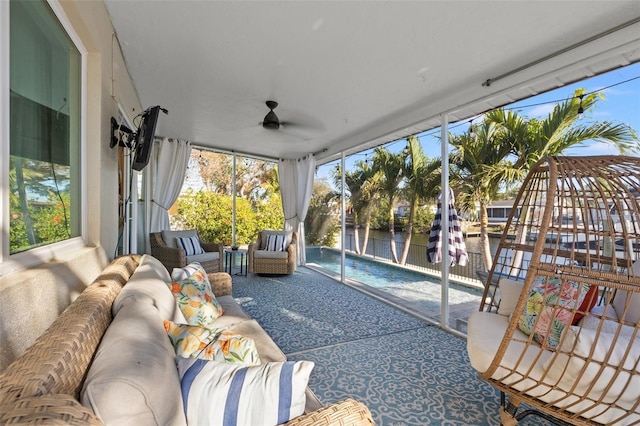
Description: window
xmin=2 ymin=0 xmax=84 ymax=271
xmin=9 ymin=0 xmax=81 ymax=253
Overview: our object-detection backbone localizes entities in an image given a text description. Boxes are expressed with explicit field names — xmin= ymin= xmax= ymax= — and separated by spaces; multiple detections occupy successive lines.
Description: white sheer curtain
xmin=279 ymin=154 xmax=315 ymax=265
xmin=145 ymin=138 xmax=192 ymax=251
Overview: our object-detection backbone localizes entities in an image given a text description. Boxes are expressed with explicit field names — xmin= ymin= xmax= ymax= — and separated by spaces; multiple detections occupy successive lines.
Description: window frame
xmin=1 ymin=0 xmax=87 ymax=277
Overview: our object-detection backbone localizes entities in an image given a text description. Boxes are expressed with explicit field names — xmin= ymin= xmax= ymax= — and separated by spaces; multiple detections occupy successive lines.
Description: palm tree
xmin=351 ymin=161 xmax=380 ymax=255
xmin=451 ymin=89 xmax=638 ymax=271
xmin=499 ymin=90 xmax=638 ymax=169
xmin=398 ymin=136 xmax=441 ymax=265
xmin=449 ymin=120 xmax=516 ymax=270
xmin=372 ymin=147 xmax=407 ymax=263
xmin=333 ymin=161 xmax=377 ymax=254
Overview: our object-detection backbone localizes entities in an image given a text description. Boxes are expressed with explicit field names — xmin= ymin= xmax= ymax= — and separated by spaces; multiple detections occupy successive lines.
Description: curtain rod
xmin=156 ymin=136 xmax=326 ymax=163
xmin=196 ymin=146 xmax=279 ymax=163
xmin=482 ymin=16 xmax=640 ymax=87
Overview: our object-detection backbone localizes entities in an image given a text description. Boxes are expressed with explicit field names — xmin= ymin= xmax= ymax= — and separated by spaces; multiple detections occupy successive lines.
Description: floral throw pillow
xmin=164 ymin=321 xmax=260 ymax=365
xmin=518 ymin=275 xmax=590 ymax=349
xmin=167 ymin=266 xmax=223 ymax=328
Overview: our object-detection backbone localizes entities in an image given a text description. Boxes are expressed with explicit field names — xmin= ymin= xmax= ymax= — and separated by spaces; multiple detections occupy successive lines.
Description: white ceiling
xmin=104 ymin=1 xmax=640 ymax=164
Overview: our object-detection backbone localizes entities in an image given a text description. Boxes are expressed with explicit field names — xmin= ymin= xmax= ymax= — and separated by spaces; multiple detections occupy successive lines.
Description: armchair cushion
xmin=177 ymin=235 xmax=205 ymax=256
xmin=162 ymin=229 xmax=198 ymax=248
xmin=254 ymin=250 xmax=290 ymax=260
xmin=259 ymin=230 xmax=293 ymax=250
xmin=187 ymin=251 xmax=219 ymax=265
xmin=497 ymin=278 xmax=524 ymax=317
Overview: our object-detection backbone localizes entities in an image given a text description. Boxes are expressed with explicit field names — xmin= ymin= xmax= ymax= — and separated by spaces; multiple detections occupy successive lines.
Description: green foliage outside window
xmin=10 ymin=184 xmax=71 ymax=253
xmin=305 ymin=182 xmax=339 ymax=247
xmin=172 ymin=190 xmax=284 ymax=245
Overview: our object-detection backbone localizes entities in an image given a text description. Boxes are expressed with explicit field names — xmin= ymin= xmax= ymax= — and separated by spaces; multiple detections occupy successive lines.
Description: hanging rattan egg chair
xmin=467 ymin=156 xmax=640 ymax=425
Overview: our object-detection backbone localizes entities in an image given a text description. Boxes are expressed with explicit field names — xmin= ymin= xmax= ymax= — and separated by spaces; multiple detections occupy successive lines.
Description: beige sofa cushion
xmin=112 ymin=254 xmax=186 ymax=323
xmin=212 ymin=295 xmax=252 ymax=329
xmin=81 ymin=301 xmax=186 ymax=426
xmin=228 ymin=319 xmax=287 ymax=363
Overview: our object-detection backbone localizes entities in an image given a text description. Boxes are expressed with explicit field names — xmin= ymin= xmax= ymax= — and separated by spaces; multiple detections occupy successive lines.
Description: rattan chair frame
xmin=149 ymin=231 xmax=223 ymax=273
xmin=248 ymin=231 xmax=298 ymax=275
xmin=473 ymin=156 xmax=640 ymax=425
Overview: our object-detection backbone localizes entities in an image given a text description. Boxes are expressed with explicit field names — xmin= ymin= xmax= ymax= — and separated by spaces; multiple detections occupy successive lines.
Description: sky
xmin=316 ymin=61 xmax=640 ymax=184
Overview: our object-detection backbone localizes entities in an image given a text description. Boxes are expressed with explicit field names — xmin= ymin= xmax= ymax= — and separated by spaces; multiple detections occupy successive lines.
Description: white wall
xmin=0 ymin=0 xmax=141 ymax=372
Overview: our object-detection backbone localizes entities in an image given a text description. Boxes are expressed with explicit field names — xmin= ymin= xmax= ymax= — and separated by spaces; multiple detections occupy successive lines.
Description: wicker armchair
xmin=150 ymin=230 xmax=223 ymax=273
xmin=248 ymin=230 xmax=297 ymax=275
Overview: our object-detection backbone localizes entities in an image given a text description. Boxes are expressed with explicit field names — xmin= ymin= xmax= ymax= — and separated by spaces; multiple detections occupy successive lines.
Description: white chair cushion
xmin=497 ymin=278 xmax=524 ymax=317
xmin=254 ymin=249 xmax=289 ymax=260
xmin=617 ymin=260 xmax=640 ymax=324
xmin=162 ymin=229 xmax=198 ymax=248
xmin=227 ymin=319 xmax=287 ymax=363
xmin=187 ymin=251 xmax=219 ymax=264
xmin=467 ymin=310 xmax=640 ymax=424
xmin=544 ymin=326 xmax=640 ymax=407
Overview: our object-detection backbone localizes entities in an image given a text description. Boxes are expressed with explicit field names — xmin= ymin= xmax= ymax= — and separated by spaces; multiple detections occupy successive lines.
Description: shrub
xmin=173 ymin=190 xmax=284 ymax=245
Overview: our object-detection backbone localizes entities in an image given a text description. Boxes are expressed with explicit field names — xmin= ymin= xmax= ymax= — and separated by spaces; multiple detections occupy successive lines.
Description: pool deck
xmin=305 ymin=263 xmax=482 ymax=334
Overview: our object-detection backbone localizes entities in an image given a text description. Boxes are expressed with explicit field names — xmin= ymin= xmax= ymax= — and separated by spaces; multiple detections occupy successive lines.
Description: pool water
xmin=305 ymin=247 xmax=483 ymax=324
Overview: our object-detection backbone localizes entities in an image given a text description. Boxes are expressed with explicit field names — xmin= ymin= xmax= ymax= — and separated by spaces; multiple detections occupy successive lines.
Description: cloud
xmin=526 ymin=104 xmax=555 ymax=118
xmin=565 ymin=141 xmax=621 ymax=156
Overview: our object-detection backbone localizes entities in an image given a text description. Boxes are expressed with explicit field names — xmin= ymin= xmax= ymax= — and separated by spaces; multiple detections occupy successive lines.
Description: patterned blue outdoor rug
xmin=232 ymin=267 xmax=549 ymax=425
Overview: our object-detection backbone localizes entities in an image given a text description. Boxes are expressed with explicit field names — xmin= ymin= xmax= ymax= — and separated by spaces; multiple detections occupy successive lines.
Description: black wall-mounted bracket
xmin=110 ymin=117 xmax=135 ymax=149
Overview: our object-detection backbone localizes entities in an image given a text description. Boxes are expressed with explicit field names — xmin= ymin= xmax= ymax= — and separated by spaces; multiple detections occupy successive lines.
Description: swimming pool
xmin=305 ymin=246 xmax=483 ymax=329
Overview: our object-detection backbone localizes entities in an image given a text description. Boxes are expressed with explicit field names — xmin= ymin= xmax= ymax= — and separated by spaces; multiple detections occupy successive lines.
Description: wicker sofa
xmin=0 ymin=254 xmax=373 ymax=425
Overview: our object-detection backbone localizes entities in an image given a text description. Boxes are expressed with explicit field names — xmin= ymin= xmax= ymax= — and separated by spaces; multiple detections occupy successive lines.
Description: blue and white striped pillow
xmin=171 ymin=262 xmax=205 ymax=282
xmin=265 ymin=234 xmax=286 ymax=251
xmin=177 ymin=357 xmax=313 ymax=426
xmin=177 ymin=236 xmax=205 ymax=256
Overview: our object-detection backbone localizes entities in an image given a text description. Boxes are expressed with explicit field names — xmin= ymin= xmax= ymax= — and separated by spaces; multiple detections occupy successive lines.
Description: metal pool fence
xmin=342 ymin=233 xmax=484 ymax=284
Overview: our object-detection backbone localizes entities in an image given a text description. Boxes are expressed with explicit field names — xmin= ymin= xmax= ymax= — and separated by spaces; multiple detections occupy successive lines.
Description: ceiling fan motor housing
xmin=263 ymin=101 xmax=280 ymax=129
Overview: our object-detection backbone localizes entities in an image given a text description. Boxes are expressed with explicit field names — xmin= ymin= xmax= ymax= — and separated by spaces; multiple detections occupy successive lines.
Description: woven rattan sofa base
xmin=0 ymin=254 xmax=373 ymax=425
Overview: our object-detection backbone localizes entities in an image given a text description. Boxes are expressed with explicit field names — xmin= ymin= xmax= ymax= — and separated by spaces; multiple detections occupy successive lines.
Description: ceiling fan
xmin=259 ymin=100 xmax=325 ymax=138
xmin=261 ymin=100 xmax=283 ymax=130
